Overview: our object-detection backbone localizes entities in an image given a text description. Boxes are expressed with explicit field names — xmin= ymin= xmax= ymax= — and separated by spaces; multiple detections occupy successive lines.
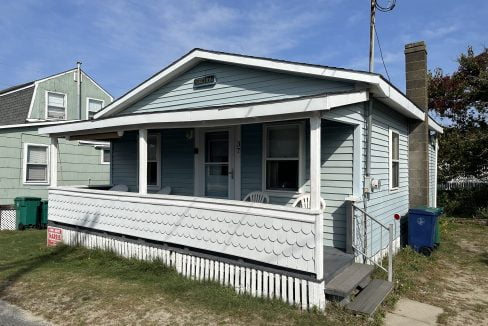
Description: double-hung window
xmin=87 ymin=98 xmax=104 ymax=120
xmin=101 ymin=148 xmax=111 ymax=164
xmin=24 ymin=144 xmax=49 ymax=184
xmin=389 ymin=129 xmax=400 ymax=189
xmin=264 ymin=123 xmax=302 ymax=192
xmin=147 ymin=134 xmax=161 ymax=188
xmin=46 ymin=92 xmax=66 ymax=120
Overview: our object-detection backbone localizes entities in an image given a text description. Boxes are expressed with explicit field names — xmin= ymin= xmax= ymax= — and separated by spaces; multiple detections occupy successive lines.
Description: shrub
xmin=437 ymin=186 xmax=488 ymax=218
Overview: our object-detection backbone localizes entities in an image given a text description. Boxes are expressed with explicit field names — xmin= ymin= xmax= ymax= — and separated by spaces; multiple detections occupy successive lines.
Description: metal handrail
xmin=350 ymin=203 xmax=393 ymax=282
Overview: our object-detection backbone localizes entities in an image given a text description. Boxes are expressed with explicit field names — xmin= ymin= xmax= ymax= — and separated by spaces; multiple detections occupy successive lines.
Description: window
xmin=101 ymin=148 xmax=111 ymax=164
xmin=147 ymin=134 xmax=161 ymax=188
xmin=389 ymin=130 xmax=400 ymax=189
xmin=87 ymin=98 xmax=104 ymax=120
xmin=264 ymin=123 xmax=302 ymax=192
xmin=24 ymin=144 xmax=49 ymax=184
xmin=46 ymin=92 xmax=66 ymax=120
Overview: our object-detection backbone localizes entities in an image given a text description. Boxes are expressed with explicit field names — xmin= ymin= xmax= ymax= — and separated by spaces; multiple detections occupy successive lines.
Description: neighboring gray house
xmin=0 ymin=67 xmax=113 ymax=205
xmin=41 ymin=43 xmax=442 ymax=313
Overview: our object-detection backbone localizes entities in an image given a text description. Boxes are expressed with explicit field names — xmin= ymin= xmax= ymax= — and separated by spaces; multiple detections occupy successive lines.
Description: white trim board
xmin=86 ymin=97 xmax=105 ymax=121
xmin=93 ymin=49 xmax=424 ymax=121
xmin=39 ymin=91 xmax=368 ymax=136
xmin=0 ymin=120 xmax=77 ymax=130
xmin=0 ymin=84 xmax=35 ymax=97
xmin=22 ymin=142 xmax=51 ymax=186
xmin=428 ymin=116 xmax=444 ymax=133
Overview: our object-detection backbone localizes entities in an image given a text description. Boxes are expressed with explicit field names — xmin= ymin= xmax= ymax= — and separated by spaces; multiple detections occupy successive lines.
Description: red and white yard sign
xmin=47 ymin=226 xmax=63 ymax=247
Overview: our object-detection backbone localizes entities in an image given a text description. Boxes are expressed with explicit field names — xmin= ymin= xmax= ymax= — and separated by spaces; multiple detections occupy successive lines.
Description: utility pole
xmin=369 ymin=0 xmax=376 ymax=73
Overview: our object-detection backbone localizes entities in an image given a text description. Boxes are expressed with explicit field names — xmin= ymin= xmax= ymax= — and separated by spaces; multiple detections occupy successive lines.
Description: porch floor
xmin=323 ymin=246 xmax=354 ymax=283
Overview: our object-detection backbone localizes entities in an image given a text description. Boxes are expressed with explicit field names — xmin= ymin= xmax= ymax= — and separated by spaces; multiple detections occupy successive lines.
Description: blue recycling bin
xmin=408 ymin=207 xmax=441 ymax=256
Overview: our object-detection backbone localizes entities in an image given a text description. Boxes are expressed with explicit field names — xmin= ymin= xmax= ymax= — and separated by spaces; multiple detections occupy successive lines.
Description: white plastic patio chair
xmin=243 ymin=191 xmax=270 ymax=204
xmin=109 ymin=184 xmax=129 ymax=192
xmin=292 ymin=194 xmax=326 ymax=210
xmin=157 ymin=186 xmax=172 ymax=195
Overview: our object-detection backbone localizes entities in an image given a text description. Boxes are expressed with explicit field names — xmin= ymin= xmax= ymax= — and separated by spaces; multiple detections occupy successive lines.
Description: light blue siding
xmin=119 ymin=61 xmax=354 ymax=115
xmin=240 ymin=124 xmax=262 ymax=199
xmin=161 ymin=129 xmax=194 ymax=196
xmin=428 ymin=138 xmax=436 ymax=207
xmin=111 ymin=131 xmax=138 ymax=192
xmin=321 ymin=121 xmax=354 ymax=249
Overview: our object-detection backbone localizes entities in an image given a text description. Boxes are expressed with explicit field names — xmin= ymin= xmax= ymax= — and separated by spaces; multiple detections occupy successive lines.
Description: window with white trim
xmin=87 ymin=98 xmax=104 ymax=119
xmin=147 ymin=134 xmax=161 ymax=188
xmin=101 ymin=148 xmax=111 ymax=164
xmin=390 ymin=130 xmax=400 ymax=189
xmin=46 ymin=92 xmax=66 ymax=120
xmin=264 ymin=123 xmax=301 ymax=191
xmin=24 ymin=144 xmax=49 ymax=184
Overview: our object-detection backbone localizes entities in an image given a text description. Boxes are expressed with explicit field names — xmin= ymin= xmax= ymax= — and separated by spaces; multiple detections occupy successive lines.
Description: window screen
xmin=88 ymin=99 xmax=103 ymax=119
xmin=265 ymin=124 xmax=300 ymax=191
xmin=26 ymin=145 xmax=48 ymax=183
xmin=47 ymin=92 xmax=66 ymax=119
xmin=391 ymin=131 xmax=400 ymax=189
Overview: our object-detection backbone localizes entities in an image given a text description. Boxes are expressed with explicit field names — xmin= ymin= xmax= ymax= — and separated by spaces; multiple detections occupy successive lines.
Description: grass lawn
xmin=0 ymin=218 xmax=486 ymax=325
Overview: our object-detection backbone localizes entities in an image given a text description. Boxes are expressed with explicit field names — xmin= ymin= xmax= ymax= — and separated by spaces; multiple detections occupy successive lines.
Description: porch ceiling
xmin=38 ymin=90 xmax=368 ymax=138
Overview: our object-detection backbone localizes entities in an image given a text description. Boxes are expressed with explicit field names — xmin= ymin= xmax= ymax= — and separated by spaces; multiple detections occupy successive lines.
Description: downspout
xmin=77 ymin=61 xmax=82 ymax=120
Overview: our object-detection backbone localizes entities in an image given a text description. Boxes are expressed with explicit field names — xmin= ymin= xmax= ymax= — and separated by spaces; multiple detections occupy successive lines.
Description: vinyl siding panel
xmin=429 ymin=139 xmax=436 ymax=207
xmin=111 ymin=131 xmax=138 ymax=192
xmin=119 ymin=61 xmax=354 ymax=115
xmin=30 ymin=71 xmax=112 ymax=120
xmin=161 ymin=129 xmax=194 ymax=196
xmin=0 ymin=127 xmax=109 ymax=205
xmin=240 ymin=124 xmax=262 ymax=199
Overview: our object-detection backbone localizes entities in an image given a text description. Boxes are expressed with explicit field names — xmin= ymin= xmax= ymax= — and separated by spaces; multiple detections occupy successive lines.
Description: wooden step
xmin=324 ymin=263 xmax=374 ymax=297
xmin=346 ymin=279 xmax=393 ymax=315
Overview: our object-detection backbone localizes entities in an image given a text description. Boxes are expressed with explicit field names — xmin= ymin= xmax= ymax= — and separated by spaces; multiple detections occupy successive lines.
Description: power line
xmin=374 ymin=27 xmax=391 ymax=82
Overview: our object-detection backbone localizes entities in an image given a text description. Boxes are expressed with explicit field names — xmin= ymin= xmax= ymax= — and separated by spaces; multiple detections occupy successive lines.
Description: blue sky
xmin=0 ymin=0 xmax=486 ymax=98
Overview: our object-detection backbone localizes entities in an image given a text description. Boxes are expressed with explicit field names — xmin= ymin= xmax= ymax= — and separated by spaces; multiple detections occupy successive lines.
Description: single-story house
xmin=0 ymin=67 xmax=112 ymax=229
xmin=40 ymin=42 xmax=443 ymax=313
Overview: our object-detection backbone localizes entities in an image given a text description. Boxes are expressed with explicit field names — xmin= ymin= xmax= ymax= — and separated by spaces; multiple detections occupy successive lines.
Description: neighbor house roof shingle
xmin=0 ymin=84 xmax=35 ymax=126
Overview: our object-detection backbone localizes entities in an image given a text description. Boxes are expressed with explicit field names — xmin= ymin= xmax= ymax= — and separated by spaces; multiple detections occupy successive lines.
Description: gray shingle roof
xmin=0 ymin=85 xmax=35 ymax=126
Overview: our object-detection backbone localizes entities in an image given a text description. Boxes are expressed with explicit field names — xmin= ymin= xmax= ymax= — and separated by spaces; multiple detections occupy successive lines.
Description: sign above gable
xmin=193 ymin=74 xmax=217 ymax=88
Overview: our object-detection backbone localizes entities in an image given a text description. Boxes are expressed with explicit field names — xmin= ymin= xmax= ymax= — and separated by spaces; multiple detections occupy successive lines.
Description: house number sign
xmin=194 ymin=74 xmax=217 ymax=88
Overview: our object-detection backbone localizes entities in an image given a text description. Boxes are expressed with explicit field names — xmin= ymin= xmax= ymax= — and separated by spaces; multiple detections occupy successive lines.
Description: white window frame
xmin=45 ymin=91 xmax=67 ymax=120
xmin=86 ymin=97 xmax=105 ymax=120
xmin=23 ymin=143 xmax=50 ymax=185
xmin=100 ymin=146 xmax=111 ymax=165
xmin=147 ymin=133 xmax=161 ymax=190
xmin=389 ymin=128 xmax=400 ymax=191
xmin=262 ymin=121 xmax=305 ymax=196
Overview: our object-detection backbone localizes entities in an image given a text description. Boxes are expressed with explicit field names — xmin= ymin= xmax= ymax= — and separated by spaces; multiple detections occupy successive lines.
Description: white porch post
xmin=50 ymin=137 xmax=58 ymax=187
xmin=138 ymin=129 xmax=148 ymax=195
xmin=310 ymin=112 xmax=321 ymax=210
xmin=310 ymin=112 xmax=325 ymax=309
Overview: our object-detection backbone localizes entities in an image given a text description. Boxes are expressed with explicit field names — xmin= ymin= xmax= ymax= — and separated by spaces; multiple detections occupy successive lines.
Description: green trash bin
xmin=40 ymin=200 xmax=48 ymax=228
xmin=14 ymin=197 xmax=42 ymax=230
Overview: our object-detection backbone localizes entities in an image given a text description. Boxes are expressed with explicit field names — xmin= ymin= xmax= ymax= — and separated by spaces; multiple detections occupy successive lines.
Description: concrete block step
xmin=346 ymin=279 xmax=394 ymax=315
xmin=324 ymin=263 xmax=374 ymax=297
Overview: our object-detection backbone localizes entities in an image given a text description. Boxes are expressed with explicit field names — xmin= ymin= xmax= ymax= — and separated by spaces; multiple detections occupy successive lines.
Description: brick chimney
xmin=405 ymin=41 xmax=430 ymax=207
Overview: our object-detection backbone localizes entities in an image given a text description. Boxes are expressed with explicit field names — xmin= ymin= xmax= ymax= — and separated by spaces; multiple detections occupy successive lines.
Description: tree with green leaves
xmin=429 ymin=46 xmax=488 ymax=181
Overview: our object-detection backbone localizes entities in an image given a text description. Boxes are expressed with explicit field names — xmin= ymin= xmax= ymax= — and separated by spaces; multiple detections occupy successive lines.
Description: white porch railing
xmin=48 ymin=187 xmax=323 ymax=275
xmin=346 ymin=201 xmax=394 ymax=282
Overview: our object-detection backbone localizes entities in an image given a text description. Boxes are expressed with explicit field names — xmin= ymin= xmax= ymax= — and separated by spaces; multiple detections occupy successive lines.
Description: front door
xmin=202 ymin=129 xmax=235 ymax=199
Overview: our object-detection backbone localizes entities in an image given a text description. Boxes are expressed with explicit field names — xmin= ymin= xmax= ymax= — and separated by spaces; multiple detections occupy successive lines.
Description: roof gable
xmin=95 ymin=49 xmax=425 ymax=121
xmin=117 ymin=60 xmax=355 ymax=116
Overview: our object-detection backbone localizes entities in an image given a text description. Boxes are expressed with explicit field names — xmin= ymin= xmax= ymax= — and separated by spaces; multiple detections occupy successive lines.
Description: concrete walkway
xmin=0 ymin=299 xmax=53 ymax=326
xmin=385 ymin=298 xmax=443 ymax=326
